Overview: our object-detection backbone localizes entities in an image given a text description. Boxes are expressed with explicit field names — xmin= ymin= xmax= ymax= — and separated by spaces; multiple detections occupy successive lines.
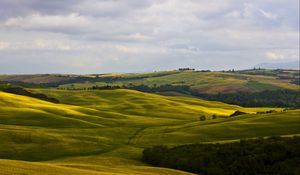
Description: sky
xmin=0 ymin=0 xmax=299 ymax=74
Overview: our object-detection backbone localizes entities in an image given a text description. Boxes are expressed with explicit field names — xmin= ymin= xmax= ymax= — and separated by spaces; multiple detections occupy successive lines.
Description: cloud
xmin=266 ymin=52 xmax=285 ymax=60
xmin=3 ymin=13 xmax=90 ymax=34
xmin=0 ymin=39 xmax=77 ymax=51
xmin=259 ymin=9 xmax=277 ymax=20
xmin=0 ymin=41 xmax=10 ymax=50
xmin=266 ymin=50 xmax=299 ymax=60
xmin=0 ymin=0 xmax=298 ymax=73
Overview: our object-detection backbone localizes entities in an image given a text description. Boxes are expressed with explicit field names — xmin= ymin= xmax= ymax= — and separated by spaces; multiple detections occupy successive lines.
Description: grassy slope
xmin=0 ymin=74 xmax=73 ymax=84
xmin=0 ymin=159 xmax=193 ymax=175
xmin=59 ymin=71 xmax=298 ymax=93
xmin=1 ymin=70 xmax=297 ymax=94
xmin=131 ymin=110 xmax=300 ymax=147
xmin=0 ymin=89 xmax=299 ymax=175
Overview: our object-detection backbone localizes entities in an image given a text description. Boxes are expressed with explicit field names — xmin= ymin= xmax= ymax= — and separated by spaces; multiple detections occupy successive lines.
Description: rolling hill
xmin=1 ymin=69 xmax=298 ymax=94
xmin=0 ymin=89 xmax=299 ymax=175
xmin=57 ymin=70 xmax=299 ymax=94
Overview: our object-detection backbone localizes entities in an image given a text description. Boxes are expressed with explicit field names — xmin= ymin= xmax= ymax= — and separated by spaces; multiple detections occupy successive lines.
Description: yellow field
xmin=0 ymin=89 xmax=299 ymax=175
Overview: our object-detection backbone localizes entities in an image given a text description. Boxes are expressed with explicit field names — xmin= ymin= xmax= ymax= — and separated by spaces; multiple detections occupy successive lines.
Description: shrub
xmin=199 ymin=115 xmax=206 ymax=121
xmin=212 ymin=114 xmax=217 ymax=119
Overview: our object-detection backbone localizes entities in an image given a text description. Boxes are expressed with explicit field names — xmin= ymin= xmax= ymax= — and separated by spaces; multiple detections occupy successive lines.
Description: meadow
xmin=57 ymin=70 xmax=299 ymax=93
xmin=0 ymin=86 xmax=299 ymax=175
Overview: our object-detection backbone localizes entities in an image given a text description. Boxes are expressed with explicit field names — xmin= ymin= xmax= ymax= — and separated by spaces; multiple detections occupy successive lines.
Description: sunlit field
xmin=0 ymin=87 xmax=299 ymax=174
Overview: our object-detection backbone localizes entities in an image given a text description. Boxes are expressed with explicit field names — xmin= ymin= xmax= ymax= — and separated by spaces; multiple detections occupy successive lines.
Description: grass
xmin=0 ymin=159 xmax=194 ymax=175
xmin=0 ymin=89 xmax=299 ymax=175
xmin=130 ymin=110 xmax=300 ymax=147
xmin=246 ymin=80 xmax=283 ymax=91
xmin=1 ymin=70 xmax=297 ymax=94
xmin=58 ymin=71 xmax=299 ymax=93
xmin=0 ymin=74 xmax=74 ymax=84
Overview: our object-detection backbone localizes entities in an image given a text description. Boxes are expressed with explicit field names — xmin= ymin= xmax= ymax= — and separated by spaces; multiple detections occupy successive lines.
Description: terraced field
xmin=0 ymin=89 xmax=299 ymax=175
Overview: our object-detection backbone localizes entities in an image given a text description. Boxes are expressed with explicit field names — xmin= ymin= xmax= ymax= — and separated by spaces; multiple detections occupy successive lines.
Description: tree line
xmin=142 ymin=136 xmax=300 ymax=175
xmin=193 ymin=89 xmax=300 ymax=108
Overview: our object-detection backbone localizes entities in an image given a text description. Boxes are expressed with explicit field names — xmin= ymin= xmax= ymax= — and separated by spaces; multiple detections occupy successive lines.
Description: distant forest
xmin=142 ymin=136 xmax=300 ymax=175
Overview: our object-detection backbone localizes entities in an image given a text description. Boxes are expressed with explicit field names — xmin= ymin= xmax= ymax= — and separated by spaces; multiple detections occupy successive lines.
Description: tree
xmin=200 ymin=115 xmax=206 ymax=121
xmin=212 ymin=114 xmax=217 ymax=119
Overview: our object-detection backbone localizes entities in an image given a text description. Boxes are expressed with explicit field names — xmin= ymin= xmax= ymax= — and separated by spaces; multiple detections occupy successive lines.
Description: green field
xmin=57 ymin=70 xmax=299 ymax=93
xmin=0 ymin=88 xmax=299 ymax=175
xmin=1 ymin=70 xmax=298 ymax=94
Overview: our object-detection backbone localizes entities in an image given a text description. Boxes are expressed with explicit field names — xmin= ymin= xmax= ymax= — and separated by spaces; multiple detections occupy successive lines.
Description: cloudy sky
xmin=0 ymin=0 xmax=299 ymax=74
